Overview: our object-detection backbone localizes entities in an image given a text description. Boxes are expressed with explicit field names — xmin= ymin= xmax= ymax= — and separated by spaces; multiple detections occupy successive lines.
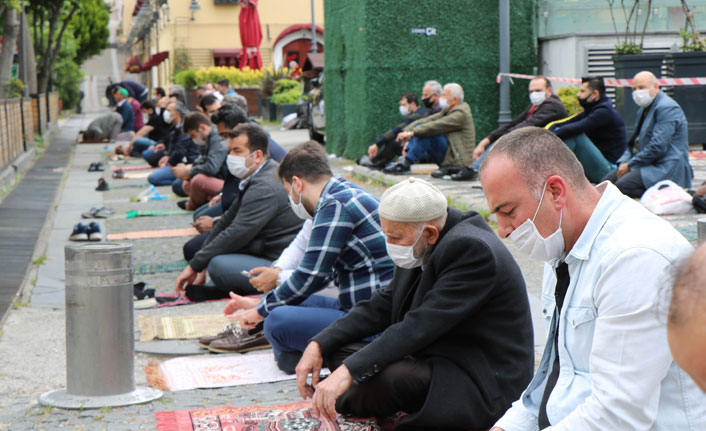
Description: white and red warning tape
xmin=496 ymin=72 xmax=706 ymax=87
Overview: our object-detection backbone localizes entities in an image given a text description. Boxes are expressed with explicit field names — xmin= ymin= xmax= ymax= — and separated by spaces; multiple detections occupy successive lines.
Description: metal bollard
xmin=40 ymin=243 xmax=162 ymax=409
xmin=698 ymin=218 xmax=706 ymax=245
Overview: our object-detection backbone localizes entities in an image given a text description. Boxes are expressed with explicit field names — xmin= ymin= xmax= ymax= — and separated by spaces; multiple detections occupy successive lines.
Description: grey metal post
xmin=40 ymin=243 xmax=162 ymax=409
xmin=497 ymin=0 xmax=512 ymax=126
xmin=310 ymin=0 xmax=317 ymax=52
xmin=698 ymin=218 xmax=706 ymax=245
xmin=20 ymin=0 xmax=28 ymax=98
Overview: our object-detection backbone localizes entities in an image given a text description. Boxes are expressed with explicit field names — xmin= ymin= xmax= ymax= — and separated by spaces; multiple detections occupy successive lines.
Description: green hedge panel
xmin=324 ymin=0 xmax=536 ymax=160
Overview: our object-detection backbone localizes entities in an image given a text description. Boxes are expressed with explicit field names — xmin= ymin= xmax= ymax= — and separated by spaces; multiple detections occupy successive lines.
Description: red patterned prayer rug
xmin=155 ymin=401 xmax=396 ymax=431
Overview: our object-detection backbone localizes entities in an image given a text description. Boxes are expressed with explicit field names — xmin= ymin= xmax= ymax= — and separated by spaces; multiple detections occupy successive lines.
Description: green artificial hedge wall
xmin=324 ymin=1 xmax=537 ymax=160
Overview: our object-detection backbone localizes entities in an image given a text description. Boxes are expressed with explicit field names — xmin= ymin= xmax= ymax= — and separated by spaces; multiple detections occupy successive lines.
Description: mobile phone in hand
xmin=241 ymin=270 xmax=253 ymax=279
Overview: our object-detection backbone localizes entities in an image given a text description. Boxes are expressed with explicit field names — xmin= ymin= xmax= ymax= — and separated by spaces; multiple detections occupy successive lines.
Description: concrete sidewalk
xmin=0 ymin=116 xmax=702 ymax=430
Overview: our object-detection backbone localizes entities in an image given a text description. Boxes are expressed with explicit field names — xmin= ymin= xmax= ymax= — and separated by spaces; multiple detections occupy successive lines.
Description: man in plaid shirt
xmin=224 ymin=142 xmax=394 ymax=373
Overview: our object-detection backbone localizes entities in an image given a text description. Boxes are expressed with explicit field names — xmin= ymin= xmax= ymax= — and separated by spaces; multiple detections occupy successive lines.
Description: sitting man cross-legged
xmin=480 ymin=126 xmax=706 ymax=431
xmin=296 ymin=177 xmax=534 ymax=430
xmin=452 ymin=75 xmax=568 ymax=181
xmin=384 ymin=83 xmax=475 ymax=177
xmin=174 ymin=123 xmax=303 ymax=301
xmin=217 ymin=142 xmax=394 ymax=372
xmin=548 ymin=76 xmax=627 ymax=183
xmin=603 ymin=71 xmax=692 ymax=198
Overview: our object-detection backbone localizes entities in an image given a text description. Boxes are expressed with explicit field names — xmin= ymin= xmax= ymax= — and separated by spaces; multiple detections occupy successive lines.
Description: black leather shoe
xmin=177 ymin=200 xmax=188 ymax=210
xmin=431 ymin=166 xmax=461 ymax=179
xmin=382 ymin=161 xmax=411 ymax=175
xmin=450 ymin=167 xmax=478 ymax=181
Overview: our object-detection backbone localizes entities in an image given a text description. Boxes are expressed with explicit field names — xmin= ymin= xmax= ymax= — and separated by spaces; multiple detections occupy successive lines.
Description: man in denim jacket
xmin=480 ymin=126 xmax=705 ymax=431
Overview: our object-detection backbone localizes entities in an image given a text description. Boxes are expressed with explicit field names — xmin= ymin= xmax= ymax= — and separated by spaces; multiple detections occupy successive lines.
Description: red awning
xmin=213 ymin=48 xmax=243 ymax=67
xmin=238 ymin=0 xmax=263 ymax=70
xmin=273 ymin=24 xmax=324 ymax=48
xmin=139 ymin=51 xmax=169 ymax=72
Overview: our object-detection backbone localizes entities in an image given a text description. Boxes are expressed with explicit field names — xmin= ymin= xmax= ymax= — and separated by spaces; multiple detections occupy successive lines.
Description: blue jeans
xmin=131 ymin=137 xmax=155 ymax=157
xmin=470 ymin=142 xmax=493 ymax=171
xmin=405 ymin=134 xmax=449 ymax=165
xmin=148 ymin=166 xmax=177 ymax=186
xmin=193 ymin=201 xmax=223 ymax=221
xmin=172 ymin=179 xmax=187 ymax=197
xmin=264 ymin=295 xmax=345 ymax=356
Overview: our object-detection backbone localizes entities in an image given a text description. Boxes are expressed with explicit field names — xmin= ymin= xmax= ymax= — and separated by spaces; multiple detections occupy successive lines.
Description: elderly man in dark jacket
xmin=175 ymin=123 xmax=303 ymax=300
xmin=296 ymin=177 xmax=534 ymax=430
xmin=451 ymin=75 xmax=568 ymax=181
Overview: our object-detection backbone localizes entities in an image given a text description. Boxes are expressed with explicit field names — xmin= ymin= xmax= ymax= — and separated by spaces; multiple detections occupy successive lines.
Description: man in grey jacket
xmin=174 ymin=123 xmax=304 ymax=299
xmin=172 ymin=112 xmax=229 ymax=210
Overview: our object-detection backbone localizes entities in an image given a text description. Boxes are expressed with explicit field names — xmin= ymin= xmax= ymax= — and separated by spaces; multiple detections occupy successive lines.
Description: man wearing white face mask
xmin=384 ymin=83 xmax=475 ymax=177
xmin=602 ymin=71 xmax=691 ymax=198
xmin=480 ymin=127 xmax=705 ymax=431
xmin=452 ymin=76 xmax=567 ymax=181
xmin=294 ymin=176 xmax=533 ymax=429
xmin=174 ymin=123 xmax=303 ymax=304
xmin=222 ymin=141 xmax=394 ymax=372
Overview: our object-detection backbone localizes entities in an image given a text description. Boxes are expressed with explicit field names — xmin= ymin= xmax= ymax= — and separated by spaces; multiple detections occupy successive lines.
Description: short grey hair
xmin=170 ymin=101 xmax=189 ymax=119
xmin=424 ymin=80 xmax=442 ymax=96
xmin=168 ymin=84 xmax=186 ymax=98
xmin=223 ymin=93 xmax=249 ymax=114
xmin=443 ymin=83 xmax=464 ymax=103
xmin=411 ymin=213 xmax=447 ymax=233
xmin=479 ymin=127 xmax=591 ymax=198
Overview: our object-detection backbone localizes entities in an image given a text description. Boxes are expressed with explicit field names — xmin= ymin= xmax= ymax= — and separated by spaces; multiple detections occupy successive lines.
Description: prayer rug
xmin=105 ymin=183 xmax=150 ymax=190
xmin=107 ymin=227 xmax=199 ymax=240
xmin=112 ymin=165 xmax=155 ymax=172
xmin=676 ymin=224 xmax=697 ymax=242
xmin=689 ymin=151 xmax=706 ymax=160
xmin=145 ymin=351 xmax=298 ymax=391
xmin=126 ymin=209 xmax=192 ymax=218
xmin=138 ymin=313 xmax=230 ymax=342
xmin=155 ymin=401 xmax=393 ymax=431
xmin=134 ymin=259 xmax=189 ymax=275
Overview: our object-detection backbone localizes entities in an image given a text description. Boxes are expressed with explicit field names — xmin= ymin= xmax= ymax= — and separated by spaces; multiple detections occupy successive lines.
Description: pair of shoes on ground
xmin=198 ymin=321 xmax=269 ymax=353
xmin=133 ymin=282 xmax=155 ymax=300
xmin=382 ymin=158 xmax=411 ymax=175
xmin=70 ymin=222 xmax=102 ymax=241
xmin=176 ymin=200 xmax=190 ymax=210
xmin=88 ymin=162 xmax=104 ymax=172
xmin=112 ymin=169 xmax=125 ymax=179
xmin=96 ymin=178 xmax=109 ymax=191
xmin=81 ymin=206 xmax=115 ymax=219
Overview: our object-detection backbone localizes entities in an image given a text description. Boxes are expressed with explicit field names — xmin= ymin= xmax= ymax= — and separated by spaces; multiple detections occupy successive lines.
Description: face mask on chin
xmin=385 ymin=227 xmax=426 ymax=269
xmin=288 ymin=184 xmax=312 ymax=220
xmin=508 ymin=181 xmax=565 ymax=262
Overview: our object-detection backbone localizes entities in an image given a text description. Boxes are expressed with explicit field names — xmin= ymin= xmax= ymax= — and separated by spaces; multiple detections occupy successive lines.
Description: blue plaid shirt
xmin=257 ymin=176 xmax=394 ymax=317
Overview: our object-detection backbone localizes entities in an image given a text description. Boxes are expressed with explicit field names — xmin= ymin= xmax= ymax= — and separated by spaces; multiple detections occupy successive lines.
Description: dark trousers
xmin=602 ymin=167 xmax=646 ymax=198
xmin=326 ymin=342 xmax=432 ymax=420
xmin=373 ymin=140 xmax=403 ymax=165
xmin=183 ymin=232 xmax=208 ymax=261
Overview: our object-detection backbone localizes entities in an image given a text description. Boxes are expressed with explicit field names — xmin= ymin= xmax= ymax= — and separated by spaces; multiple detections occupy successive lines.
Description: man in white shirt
xmin=479 ymin=126 xmax=705 ymax=430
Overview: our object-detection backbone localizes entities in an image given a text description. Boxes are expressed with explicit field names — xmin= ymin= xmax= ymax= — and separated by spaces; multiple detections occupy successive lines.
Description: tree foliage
xmin=71 ymin=0 xmax=109 ymax=65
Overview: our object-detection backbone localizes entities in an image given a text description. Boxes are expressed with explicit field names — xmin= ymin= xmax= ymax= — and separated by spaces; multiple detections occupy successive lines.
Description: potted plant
xmin=608 ymin=0 xmax=663 ymax=137
xmin=666 ymin=0 xmax=706 ymax=147
xmin=267 ymin=78 xmax=302 ymax=122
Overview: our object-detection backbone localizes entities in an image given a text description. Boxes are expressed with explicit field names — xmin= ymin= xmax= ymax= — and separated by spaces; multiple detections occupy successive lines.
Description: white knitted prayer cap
xmin=379 ymin=177 xmax=447 ymax=222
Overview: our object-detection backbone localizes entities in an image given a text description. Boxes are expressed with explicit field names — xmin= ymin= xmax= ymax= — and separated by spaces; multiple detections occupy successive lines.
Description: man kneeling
xmin=296 ymin=177 xmax=534 ymax=430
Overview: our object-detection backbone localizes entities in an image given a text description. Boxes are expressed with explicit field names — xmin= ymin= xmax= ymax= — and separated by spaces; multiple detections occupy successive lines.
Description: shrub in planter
xmin=270 ymin=79 xmax=302 ymax=105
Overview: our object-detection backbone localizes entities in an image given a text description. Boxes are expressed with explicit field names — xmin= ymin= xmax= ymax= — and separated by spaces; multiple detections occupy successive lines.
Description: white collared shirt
xmin=495 ymin=182 xmax=705 ymax=431
xmin=272 ymin=219 xmax=313 ymax=284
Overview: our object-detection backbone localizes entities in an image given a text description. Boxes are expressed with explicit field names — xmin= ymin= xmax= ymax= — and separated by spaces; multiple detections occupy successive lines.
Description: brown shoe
xmin=197 ymin=325 xmax=234 ymax=349
xmin=206 ymin=324 xmax=269 ymax=353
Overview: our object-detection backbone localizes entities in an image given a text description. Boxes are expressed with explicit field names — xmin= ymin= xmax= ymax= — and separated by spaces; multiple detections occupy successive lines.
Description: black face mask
xmin=422 ymin=97 xmax=434 ymax=108
xmin=578 ymin=96 xmax=591 ymax=109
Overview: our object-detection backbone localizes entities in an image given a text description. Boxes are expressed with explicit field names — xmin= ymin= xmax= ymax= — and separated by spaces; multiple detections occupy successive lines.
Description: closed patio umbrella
xmin=238 ymin=0 xmax=263 ymax=70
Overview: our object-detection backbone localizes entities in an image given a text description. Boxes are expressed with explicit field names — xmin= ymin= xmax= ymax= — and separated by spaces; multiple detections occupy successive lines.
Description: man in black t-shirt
xmin=126 ymin=100 xmax=174 ymax=161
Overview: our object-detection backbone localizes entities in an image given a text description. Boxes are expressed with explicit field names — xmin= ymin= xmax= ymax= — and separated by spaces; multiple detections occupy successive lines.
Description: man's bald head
xmin=668 ymin=244 xmax=706 ymax=391
xmin=632 ymin=71 xmax=660 ymax=94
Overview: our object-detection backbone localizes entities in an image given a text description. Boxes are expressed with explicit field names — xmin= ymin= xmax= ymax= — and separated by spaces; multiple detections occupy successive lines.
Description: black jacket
xmin=313 ymin=209 xmax=534 ymax=430
xmin=550 ymin=95 xmax=627 ymax=163
xmin=374 ymin=106 xmax=428 ymax=147
xmin=167 ymin=124 xmax=200 ymax=166
xmin=487 ymin=95 xmax=568 ymax=143
xmin=189 ymin=159 xmax=304 ymax=272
